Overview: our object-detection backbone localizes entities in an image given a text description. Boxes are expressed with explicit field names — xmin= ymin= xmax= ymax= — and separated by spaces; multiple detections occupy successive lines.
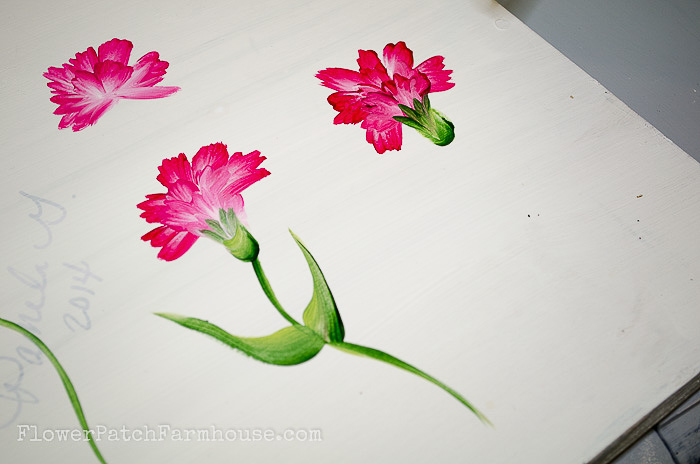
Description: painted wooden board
xmin=1 ymin=0 xmax=699 ymax=463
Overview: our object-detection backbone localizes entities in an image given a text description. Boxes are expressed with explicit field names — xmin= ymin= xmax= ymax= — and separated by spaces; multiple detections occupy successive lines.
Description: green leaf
xmin=290 ymin=231 xmax=345 ymax=343
xmin=393 ymin=116 xmax=424 ymax=131
xmin=0 ymin=318 xmax=108 ymax=463
xmin=397 ymin=103 xmax=420 ymax=121
xmin=155 ymin=313 xmax=324 ymax=365
xmin=412 ymin=98 xmax=425 ymax=114
xmin=332 ymin=340 xmax=491 ymax=425
xmin=422 ymin=93 xmax=431 ymax=112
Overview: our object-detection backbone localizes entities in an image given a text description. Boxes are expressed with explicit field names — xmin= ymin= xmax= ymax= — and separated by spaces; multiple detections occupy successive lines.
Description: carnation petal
xmin=94 ymin=61 xmax=133 ymax=94
xmin=117 ymin=51 xmax=181 ymax=99
xmin=68 ymin=47 xmax=98 ymax=72
xmin=382 ymin=42 xmax=414 ymax=79
xmin=142 ymin=226 xmax=198 ymax=261
xmin=44 ymin=66 xmax=76 ymax=94
xmin=391 ymin=74 xmax=431 ymax=107
xmin=416 ymin=56 xmax=455 ymax=92
xmin=157 ymin=153 xmax=194 ymax=187
xmin=362 ymin=115 xmax=403 ymax=154
xmin=192 ymin=143 xmax=229 ymax=178
xmin=357 ymin=49 xmax=389 ymax=86
xmin=328 ymin=92 xmax=367 ymax=124
xmin=97 ymin=38 xmax=133 ymax=66
xmin=316 ymin=68 xmax=365 ymax=92
xmin=129 ymin=52 xmax=169 ymax=86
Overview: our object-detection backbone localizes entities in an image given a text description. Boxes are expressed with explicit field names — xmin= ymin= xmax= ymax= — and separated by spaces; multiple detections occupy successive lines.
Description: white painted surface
xmin=1 ymin=1 xmax=699 ymax=463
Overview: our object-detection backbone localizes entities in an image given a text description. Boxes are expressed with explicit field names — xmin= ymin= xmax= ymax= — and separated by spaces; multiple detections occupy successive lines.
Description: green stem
xmin=251 ymin=258 xmax=300 ymax=326
xmin=0 ymin=317 xmax=107 ymax=463
xmin=331 ymin=341 xmax=491 ymax=425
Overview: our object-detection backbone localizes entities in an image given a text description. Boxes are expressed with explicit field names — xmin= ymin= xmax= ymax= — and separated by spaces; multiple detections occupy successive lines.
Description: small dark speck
xmin=636 ymin=194 xmax=643 ymax=198
xmin=570 ymin=95 xmax=574 ymax=99
xmin=639 ymin=237 xmax=642 ymax=240
xmin=528 ymin=214 xmax=530 ymax=217
xmin=637 ymin=219 xmax=640 ymax=222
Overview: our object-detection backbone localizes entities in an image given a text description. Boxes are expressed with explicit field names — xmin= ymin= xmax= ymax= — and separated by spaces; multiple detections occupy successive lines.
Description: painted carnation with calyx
xmin=138 ymin=142 xmax=269 ymax=261
xmin=317 ymin=41 xmax=455 ymax=154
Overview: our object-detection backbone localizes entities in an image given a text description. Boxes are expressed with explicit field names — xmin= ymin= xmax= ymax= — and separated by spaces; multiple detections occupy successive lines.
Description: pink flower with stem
xmin=138 ymin=143 xmax=270 ymax=261
xmin=316 ymin=41 xmax=455 ymax=154
xmin=44 ymin=38 xmax=180 ymax=131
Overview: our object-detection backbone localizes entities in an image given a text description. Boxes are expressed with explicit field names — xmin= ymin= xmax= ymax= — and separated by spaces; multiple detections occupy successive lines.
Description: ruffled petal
xmin=363 ymin=91 xmax=402 ymax=117
xmin=93 ymin=61 xmax=133 ymax=94
xmin=382 ymin=42 xmax=414 ymax=79
xmin=316 ymin=68 xmax=365 ymax=92
xmin=219 ymin=150 xmax=271 ymax=197
xmin=114 ymin=85 xmax=180 ymax=99
xmin=357 ymin=49 xmax=389 ymax=86
xmin=361 ymin=114 xmax=403 ymax=154
xmin=390 ymin=74 xmax=431 ymax=107
xmin=116 ymin=51 xmax=181 ymax=99
xmin=141 ymin=226 xmax=198 ymax=261
xmin=44 ymin=65 xmax=77 ymax=95
xmin=137 ymin=194 xmax=167 ymax=223
xmin=192 ymin=143 xmax=229 ymax=179
xmin=415 ymin=56 xmax=455 ymax=92
xmin=97 ymin=38 xmax=133 ymax=66
xmin=68 ymin=47 xmax=98 ymax=72
xmin=157 ymin=153 xmax=194 ymax=187
xmin=327 ymin=92 xmax=367 ymax=124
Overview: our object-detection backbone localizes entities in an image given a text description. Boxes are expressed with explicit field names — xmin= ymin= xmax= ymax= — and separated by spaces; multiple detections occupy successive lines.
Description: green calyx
xmin=393 ymin=94 xmax=455 ymax=147
xmin=201 ymin=208 xmax=259 ymax=262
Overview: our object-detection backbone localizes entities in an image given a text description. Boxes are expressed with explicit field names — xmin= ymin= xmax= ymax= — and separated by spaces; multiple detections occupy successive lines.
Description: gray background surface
xmin=500 ymin=0 xmax=700 ymax=163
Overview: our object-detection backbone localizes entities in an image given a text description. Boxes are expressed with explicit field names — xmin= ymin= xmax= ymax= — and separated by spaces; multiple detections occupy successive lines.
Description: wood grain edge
xmin=587 ymin=370 xmax=700 ymax=464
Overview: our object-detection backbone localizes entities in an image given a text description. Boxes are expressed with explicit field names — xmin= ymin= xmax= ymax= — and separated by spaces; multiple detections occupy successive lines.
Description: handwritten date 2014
xmin=1 ymin=192 xmax=103 ymax=430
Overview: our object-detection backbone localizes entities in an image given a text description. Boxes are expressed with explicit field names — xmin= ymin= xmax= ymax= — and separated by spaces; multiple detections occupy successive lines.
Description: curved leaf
xmin=155 ymin=313 xmax=324 ymax=365
xmin=331 ymin=340 xmax=491 ymax=425
xmin=290 ymin=231 xmax=345 ymax=343
xmin=0 ymin=317 xmax=108 ymax=463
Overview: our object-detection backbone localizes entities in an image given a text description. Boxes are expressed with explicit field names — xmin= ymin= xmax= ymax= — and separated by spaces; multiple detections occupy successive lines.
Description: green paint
xmin=393 ymin=94 xmax=455 ymax=146
xmin=251 ymin=258 xmax=299 ymax=326
xmin=331 ymin=341 xmax=491 ymax=425
xmin=155 ymin=314 xmax=324 ymax=365
xmin=0 ymin=317 xmax=108 ymax=463
xmin=291 ymin=231 xmax=345 ymax=343
xmin=157 ymin=231 xmax=490 ymax=424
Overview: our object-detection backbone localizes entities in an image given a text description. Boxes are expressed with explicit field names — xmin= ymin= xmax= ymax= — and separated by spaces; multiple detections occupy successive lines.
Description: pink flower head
xmin=138 ymin=143 xmax=270 ymax=261
xmin=316 ymin=41 xmax=455 ymax=154
xmin=44 ymin=38 xmax=180 ymax=131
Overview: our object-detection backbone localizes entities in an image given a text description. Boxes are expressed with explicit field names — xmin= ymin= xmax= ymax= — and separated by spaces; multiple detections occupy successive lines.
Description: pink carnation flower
xmin=44 ymin=38 xmax=180 ymax=131
xmin=138 ymin=143 xmax=270 ymax=261
xmin=316 ymin=41 xmax=455 ymax=154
